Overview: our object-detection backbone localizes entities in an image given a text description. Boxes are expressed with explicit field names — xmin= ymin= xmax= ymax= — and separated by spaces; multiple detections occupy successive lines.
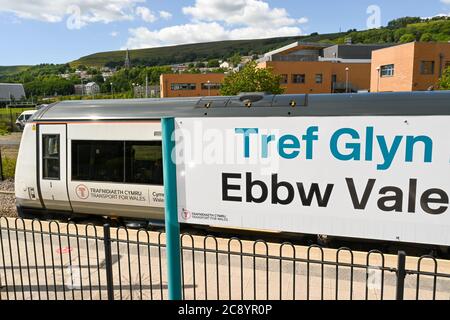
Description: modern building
xmin=257 ymin=42 xmax=392 ymax=94
xmin=370 ymin=42 xmax=450 ymax=92
xmin=160 ymin=73 xmax=225 ymax=98
xmin=0 ymin=83 xmax=26 ymax=101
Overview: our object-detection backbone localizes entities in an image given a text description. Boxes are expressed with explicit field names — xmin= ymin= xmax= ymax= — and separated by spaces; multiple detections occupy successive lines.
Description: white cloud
xmin=182 ymin=0 xmax=301 ymax=28
xmin=0 ymin=0 xmax=143 ymax=25
xmin=159 ymin=10 xmax=172 ymax=20
xmin=136 ymin=6 xmax=157 ymax=23
xmin=441 ymin=0 xmax=450 ymax=4
xmin=110 ymin=31 xmax=119 ymax=37
xmin=124 ymin=0 xmax=306 ymax=49
xmin=124 ymin=22 xmax=302 ymax=49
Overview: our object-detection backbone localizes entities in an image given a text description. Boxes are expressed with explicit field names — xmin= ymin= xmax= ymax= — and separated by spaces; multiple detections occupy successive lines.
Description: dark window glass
xmin=315 ymin=73 xmax=323 ymax=84
xmin=43 ymin=135 xmax=60 ymax=180
xmin=72 ymin=141 xmax=124 ymax=183
xmin=125 ymin=141 xmax=163 ymax=185
xmin=420 ymin=61 xmax=435 ymax=75
xmin=292 ymin=74 xmax=306 ymax=84
xmin=279 ymin=74 xmax=288 ymax=84
xmin=170 ymin=83 xmax=196 ymax=90
xmin=201 ymin=83 xmax=221 ymax=90
xmin=72 ymin=140 xmax=163 ymax=185
xmin=380 ymin=64 xmax=395 ymax=77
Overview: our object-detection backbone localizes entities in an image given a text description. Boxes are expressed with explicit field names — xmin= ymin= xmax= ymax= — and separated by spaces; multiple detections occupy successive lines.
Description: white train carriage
xmin=14 ymin=92 xmax=450 ymax=230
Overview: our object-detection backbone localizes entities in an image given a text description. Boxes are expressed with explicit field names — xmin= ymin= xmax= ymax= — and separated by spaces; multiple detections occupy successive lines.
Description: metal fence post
xmin=162 ymin=117 xmax=182 ymax=300
xmin=103 ymin=224 xmax=115 ymax=301
xmin=396 ymin=251 xmax=406 ymax=300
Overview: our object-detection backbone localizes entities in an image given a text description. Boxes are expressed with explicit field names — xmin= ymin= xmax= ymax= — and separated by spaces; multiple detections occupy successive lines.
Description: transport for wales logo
xmin=181 ymin=208 xmax=192 ymax=221
xmin=75 ymin=184 xmax=89 ymax=200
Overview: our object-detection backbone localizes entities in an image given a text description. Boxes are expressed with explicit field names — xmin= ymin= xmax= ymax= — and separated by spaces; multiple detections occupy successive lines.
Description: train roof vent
xmin=227 ymin=93 xmax=274 ymax=108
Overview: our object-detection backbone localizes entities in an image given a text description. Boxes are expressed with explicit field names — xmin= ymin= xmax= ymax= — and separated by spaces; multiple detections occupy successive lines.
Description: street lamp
xmin=207 ymin=80 xmax=211 ymax=96
xmin=110 ymin=82 xmax=114 ymax=99
xmin=345 ymin=67 xmax=350 ymax=93
xmin=376 ymin=67 xmax=381 ymax=93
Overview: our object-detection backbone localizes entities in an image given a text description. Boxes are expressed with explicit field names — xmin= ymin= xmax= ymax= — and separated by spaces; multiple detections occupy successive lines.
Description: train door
xmin=38 ymin=124 xmax=72 ymax=212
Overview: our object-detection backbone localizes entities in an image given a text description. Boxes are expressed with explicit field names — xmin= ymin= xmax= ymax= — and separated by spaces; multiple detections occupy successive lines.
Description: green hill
xmin=0 ymin=65 xmax=31 ymax=77
xmin=71 ymin=33 xmax=346 ymax=68
xmin=72 ymin=17 xmax=450 ymax=68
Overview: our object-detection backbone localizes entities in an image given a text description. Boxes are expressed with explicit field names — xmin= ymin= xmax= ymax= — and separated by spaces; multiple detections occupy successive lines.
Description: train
xmin=14 ymin=91 xmax=450 ymax=248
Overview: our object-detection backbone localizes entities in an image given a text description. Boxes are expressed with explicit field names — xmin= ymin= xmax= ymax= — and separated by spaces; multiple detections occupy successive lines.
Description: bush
xmin=1 ymin=156 xmax=16 ymax=179
xmin=0 ymin=123 xmax=9 ymax=136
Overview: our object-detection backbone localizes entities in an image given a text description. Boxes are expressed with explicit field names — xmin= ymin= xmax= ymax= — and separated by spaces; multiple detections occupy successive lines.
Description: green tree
xmin=399 ymin=33 xmax=416 ymax=43
xmin=388 ymin=17 xmax=422 ymax=29
xmin=229 ymin=53 xmax=241 ymax=67
xmin=420 ymin=33 xmax=434 ymax=42
xmin=207 ymin=59 xmax=220 ymax=68
xmin=219 ymin=61 xmax=284 ymax=96
xmin=438 ymin=67 xmax=450 ymax=90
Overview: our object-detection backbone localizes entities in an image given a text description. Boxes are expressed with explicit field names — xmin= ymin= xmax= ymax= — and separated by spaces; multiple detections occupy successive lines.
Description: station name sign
xmin=174 ymin=116 xmax=450 ymax=246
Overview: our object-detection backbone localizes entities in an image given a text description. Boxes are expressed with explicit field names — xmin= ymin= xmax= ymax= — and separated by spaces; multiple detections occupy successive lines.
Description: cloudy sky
xmin=0 ymin=0 xmax=449 ymax=65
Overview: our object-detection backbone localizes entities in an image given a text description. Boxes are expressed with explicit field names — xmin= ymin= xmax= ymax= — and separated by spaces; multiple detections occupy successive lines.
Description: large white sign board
xmin=175 ymin=116 xmax=450 ymax=246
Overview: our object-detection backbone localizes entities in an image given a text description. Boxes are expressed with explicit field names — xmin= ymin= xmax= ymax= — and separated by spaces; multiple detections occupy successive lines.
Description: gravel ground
xmin=0 ymin=179 xmax=17 ymax=217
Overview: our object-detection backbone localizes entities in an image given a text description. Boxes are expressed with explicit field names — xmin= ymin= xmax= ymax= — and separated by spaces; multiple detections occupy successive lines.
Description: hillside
xmin=72 ymin=17 xmax=450 ymax=68
xmin=0 ymin=65 xmax=31 ymax=77
xmin=71 ymin=32 xmax=346 ymax=68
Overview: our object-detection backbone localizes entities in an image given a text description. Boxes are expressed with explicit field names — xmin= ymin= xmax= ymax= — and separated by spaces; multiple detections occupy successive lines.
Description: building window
xmin=315 ymin=74 xmax=323 ymax=84
xmin=279 ymin=74 xmax=288 ymax=84
xmin=42 ymin=135 xmax=60 ymax=180
xmin=292 ymin=74 xmax=306 ymax=84
xmin=170 ymin=83 xmax=196 ymax=91
xmin=380 ymin=64 xmax=395 ymax=77
xmin=72 ymin=140 xmax=163 ymax=185
xmin=420 ymin=61 xmax=435 ymax=75
xmin=201 ymin=83 xmax=221 ymax=90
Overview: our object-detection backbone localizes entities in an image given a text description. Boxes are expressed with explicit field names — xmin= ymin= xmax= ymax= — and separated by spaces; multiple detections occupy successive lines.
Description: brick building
xmin=370 ymin=42 xmax=450 ymax=92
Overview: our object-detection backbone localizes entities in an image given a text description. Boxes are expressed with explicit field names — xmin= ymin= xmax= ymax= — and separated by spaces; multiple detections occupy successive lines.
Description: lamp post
xmin=376 ymin=67 xmax=381 ymax=93
xmin=345 ymin=67 xmax=350 ymax=93
xmin=110 ymin=82 xmax=114 ymax=99
xmin=207 ymin=80 xmax=211 ymax=96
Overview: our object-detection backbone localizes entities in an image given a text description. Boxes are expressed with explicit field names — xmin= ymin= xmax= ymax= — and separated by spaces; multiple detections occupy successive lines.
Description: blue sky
xmin=1 ymin=0 xmax=449 ymax=66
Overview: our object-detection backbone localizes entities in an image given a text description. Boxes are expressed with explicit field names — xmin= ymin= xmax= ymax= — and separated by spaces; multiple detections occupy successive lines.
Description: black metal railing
xmin=0 ymin=217 xmax=449 ymax=300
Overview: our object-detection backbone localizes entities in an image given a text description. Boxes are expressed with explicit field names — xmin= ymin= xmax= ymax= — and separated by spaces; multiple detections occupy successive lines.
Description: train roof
xmin=32 ymin=91 xmax=450 ymax=122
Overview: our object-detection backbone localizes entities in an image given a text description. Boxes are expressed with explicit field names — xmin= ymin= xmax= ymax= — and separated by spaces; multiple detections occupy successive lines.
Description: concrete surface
xmin=0 ymin=217 xmax=449 ymax=300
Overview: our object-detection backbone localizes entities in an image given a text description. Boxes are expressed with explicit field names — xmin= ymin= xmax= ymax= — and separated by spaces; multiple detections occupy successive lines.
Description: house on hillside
xmin=74 ymin=82 xmax=100 ymax=95
xmin=84 ymin=82 xmax=100 ymax=95
xmin=0 ymin=83 xmax=26 ymax=101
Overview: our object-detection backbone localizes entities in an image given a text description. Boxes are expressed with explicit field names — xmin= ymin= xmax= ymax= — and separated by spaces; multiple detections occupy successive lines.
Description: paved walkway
xmin=0 ymin=132 xmax=21 ymax=146
xmin=0 ymin=218 xmax=449 ymax=300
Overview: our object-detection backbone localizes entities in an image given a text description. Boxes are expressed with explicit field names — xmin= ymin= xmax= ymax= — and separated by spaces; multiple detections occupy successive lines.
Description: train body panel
xmin=15 ymin=120 xmax=165 ymax=220
xmin=15 ymin=124 xmax=41 ymax=210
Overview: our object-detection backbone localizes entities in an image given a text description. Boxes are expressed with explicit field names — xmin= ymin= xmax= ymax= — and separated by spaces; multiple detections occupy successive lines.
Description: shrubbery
xmin=1 ymin=156 xmax=16 ymax=179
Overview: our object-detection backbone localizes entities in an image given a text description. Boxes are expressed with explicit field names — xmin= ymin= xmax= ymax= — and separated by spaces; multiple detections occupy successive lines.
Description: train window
xmin=42 ymin=135 xmax=60 ymax=180
xmin=72 ymin=141 xmax=124 ymax=183
xmin=125 ymin=141 xmax=163 ymax=185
